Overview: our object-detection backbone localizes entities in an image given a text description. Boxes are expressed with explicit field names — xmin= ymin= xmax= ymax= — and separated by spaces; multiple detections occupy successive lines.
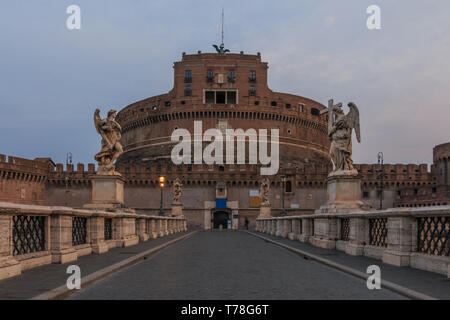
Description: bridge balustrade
xmin=256 ymin=205 xmax=450 ymax=277
xmin=0 ymin=202 xmax=187 ymax=280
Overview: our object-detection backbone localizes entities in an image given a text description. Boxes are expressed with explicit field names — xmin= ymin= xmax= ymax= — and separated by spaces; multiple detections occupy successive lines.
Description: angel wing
xmin=212 ymin=44 xmax=220 ymax=53
xmin=224 ymin=49 xmax=230 ymax=53
xmin=94 ymin=109 xmax=112 ymax=147
xmin=346 ymin=102 xmax=361 ymax=143
xmin=94 ymin=109 xmax=102 ymax=134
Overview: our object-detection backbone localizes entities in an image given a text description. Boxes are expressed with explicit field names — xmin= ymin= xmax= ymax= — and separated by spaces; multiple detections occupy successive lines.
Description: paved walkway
xmin=0 ymin=230 xmax=191 ymax=299
xmin=248 ymin=231 xmax=450 ymax=300
xmin=70 ymin=230 xmax=407 ymax=300
xmin=2 ymin=230 xmax=447 ymax=300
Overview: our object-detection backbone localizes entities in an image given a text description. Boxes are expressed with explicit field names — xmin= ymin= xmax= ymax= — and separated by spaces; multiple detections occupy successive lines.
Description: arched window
xmin=271 ymin=101 xmax=277 ymax=107
xmin=311 ymin=108 xmax=320 ymax=116
xmin=285 ymin=180 xmax=292 ymax=193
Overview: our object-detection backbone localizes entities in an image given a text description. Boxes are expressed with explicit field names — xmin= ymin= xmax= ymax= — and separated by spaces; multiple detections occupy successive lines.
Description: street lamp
xmin=376 ymin=152 xmax=387 ymax=210
xmin=280 ymin=174 xmax=287 ymax=216
xmin=158 ymin=176 xmax=165 ymax=216
xmin=64 ymin=152 xmax=73 ymax=206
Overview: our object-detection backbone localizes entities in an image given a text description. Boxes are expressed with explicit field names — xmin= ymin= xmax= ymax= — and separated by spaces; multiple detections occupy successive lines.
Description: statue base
xmin=171 ymin=204 xmax=183 ymax=217
xmin=83 ymin=173 xmax=125 ymax=210
xmin=312 ymin=173 xmax=372 ymax=249
xmin=259 ymin=205 xmax=271 ymax=218
xmin=316 ymin=174 xmax=372 ymax=214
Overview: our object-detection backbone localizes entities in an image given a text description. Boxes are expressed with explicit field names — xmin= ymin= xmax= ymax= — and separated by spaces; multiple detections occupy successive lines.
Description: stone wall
xmin=0 ymin=201 xmax=187 ymax=280
xmin=256 ymin=206 xmax=450 ymax=277
xmin=0 ymin=155 xmax=51 ymax=205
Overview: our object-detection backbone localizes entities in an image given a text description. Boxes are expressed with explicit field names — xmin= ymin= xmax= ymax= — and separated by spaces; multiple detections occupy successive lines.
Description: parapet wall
xmin=0 ymin=155 xmax=52 ymax=205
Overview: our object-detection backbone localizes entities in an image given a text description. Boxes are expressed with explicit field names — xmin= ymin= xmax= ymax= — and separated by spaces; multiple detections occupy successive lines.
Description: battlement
xmin=45 ymin=161 xmax=434 ymax=183
xmin=180 ymin=51 xmax=262 ymax=62
xmin=0 ymin=154 xmax=52 ymax=171
xmin=355 ymin=163 xmax=429 ymax=175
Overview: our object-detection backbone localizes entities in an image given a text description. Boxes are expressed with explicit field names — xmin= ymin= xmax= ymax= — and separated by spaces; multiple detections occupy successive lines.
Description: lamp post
xmin=64 ymin=152 xmax=73 ymax=206
xmin=280 ymin=174 xmax=287 ymax=216
xmin=376 ymin=152 xmax=387 ymax=210
xmin=158 ymin=176 xmax=165 ymax=216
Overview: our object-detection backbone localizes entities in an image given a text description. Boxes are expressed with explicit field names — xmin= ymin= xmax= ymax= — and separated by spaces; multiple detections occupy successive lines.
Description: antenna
xmin=221 ymin=8 xmax=224 ymax=46
xmin=212 ymin=9 xmax=230 ymax=54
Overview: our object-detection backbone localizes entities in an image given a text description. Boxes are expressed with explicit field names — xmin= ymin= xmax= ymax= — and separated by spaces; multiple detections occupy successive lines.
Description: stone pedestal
xmin=259 ymin=205 xmax=271 ymax=218
xmin=382 ymin=216 xmax=414 ymax=266
xmin=0 ymin=215 xmax=22 ymax=280
xmin=114 ymin=216 xmax=139 ymax=247
xmin=344 ymin=217 xmax=368 ymax=255
xmin=317 ymin=174 xmax=372 ymax=214
xmin=312 ymin=174 xmax=372 ymax=248
xmin=0 ymin=257 xmax=21 ymax=280
xmin=83 ymin=174 xmax=125 ymax=210
xmin=50 ymin=214 xmax=77 ymax=263
xmin=90 ymin=216 xmax=109 ymax=254
xmin=171 ymin=204 xmax=183 ymax=217
xmin=311 ymin=218 xmax=338 ymax=249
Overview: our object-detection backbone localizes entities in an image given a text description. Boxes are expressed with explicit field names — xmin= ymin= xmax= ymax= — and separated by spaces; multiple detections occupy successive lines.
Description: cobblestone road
xmin=70 ymin=230 xmax=406 ymax=300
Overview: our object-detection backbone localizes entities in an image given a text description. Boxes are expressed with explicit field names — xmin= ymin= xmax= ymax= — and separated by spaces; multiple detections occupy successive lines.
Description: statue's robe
xmin=329 ymin=118 xmax=353 ymax=171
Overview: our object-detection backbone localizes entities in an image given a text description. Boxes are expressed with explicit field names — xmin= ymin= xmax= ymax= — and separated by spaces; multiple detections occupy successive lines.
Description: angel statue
xmin=173 ymin=178 xmax=183 ymax=205
xmin=259 ymin=177 xmax=270 ymax=206
xmin=324 ymin=100 xmax=361 ymax=176
xmin=212 ymin=43 xmax=230 ymax=54
xmin=93 ymin=108 xmax=123 ymax=174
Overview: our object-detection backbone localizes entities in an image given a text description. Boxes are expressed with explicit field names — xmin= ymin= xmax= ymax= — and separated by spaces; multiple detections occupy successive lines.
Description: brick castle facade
xmin=1 ymin=51 xmax=448 ymax=229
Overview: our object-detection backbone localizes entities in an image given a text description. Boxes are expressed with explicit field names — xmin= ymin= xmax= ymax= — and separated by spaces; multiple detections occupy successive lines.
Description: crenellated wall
xmin=1 ymin=140 xmax=448 ymax=227
xmin=0 ymin=154 xmax=52 ymax=205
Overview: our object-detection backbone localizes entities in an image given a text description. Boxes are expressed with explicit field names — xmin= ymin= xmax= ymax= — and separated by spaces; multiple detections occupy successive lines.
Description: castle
xmin=1 ymin=50 xmax=448 ymax=229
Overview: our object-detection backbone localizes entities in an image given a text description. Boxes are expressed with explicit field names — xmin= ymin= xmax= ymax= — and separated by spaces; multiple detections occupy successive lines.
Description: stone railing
xmin=0 ymin=202 xmax=187 ymax=280
xmin=256 ymin=206 xmax=450 ymax=277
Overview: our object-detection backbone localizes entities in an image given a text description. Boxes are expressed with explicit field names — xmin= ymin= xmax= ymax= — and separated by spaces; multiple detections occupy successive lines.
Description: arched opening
xmin=285 ymin=181 xmax=292 ymax=193
xmin=213 ymin=211 xmax=229 ymax=229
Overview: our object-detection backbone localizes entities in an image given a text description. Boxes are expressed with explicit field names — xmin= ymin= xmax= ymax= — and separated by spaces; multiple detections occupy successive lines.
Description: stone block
xmin=171 ymin=204 xmax=183 ymax=216
xmin=0 ymin=256 xmax=21 ymax=280
xmin=382 ymin=250 xmax=411 ymax=267
xmin=259 ymin=205 xmax=271 ymax=218
xmin=84 ymin=174 xmax=125 ymax=209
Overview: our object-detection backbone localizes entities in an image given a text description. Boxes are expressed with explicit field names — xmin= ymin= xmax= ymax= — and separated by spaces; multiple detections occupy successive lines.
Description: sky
xmin=0 ymin=0 xmax=449 ymax=168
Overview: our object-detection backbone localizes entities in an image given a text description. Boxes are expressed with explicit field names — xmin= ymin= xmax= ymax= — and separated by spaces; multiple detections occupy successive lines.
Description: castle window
xmin=181 ymin=100 xmax=186 ymax=105
xmin=219 ymin=166 xmax=225 ymax=172
xmin=286 ymin=103 xmax=291 ymax=109
xmin=363 ymin=191 xmax=369 ymax=198
xmin=299 ymin=103 xmax=305 ymax=112
xmin=254 ymin=101 xmax=260 ymax=106
xmin=287 ymin=129 xmax=291 ymax=135
xmin=249 ymin=85 xmax=256 ymax=96
xmin=184 ymin=85 xmax=192 ymax=96
xmin=285 ymin=181 xmax=292 ymax=193
xmin=311 ymin=108 xmax=320 ymax=116
xmin=165 ymin=101 xmax=171 ymax=107
xmin=216 ymin=91 xmax=226 ymax=104
xmin=205 ymin=91 xmax=215 ymax=104
xmin=204 ymin=90 xmax=238 ymax=104
xmin=228 ymin=70 xmax=235 ymax=82
xmin=185 ymin=70 xmax=192 ymax=82
xmin=207 ymin=69 xmax=214 ymax=82
xmin=271 ymin=101 xmax=277 ymax=107
xmin=249 ymin=70 xmax=256 ymax=82
xmin=227 ymin=91 xmax=237 ymax=104
xmin=152 ymin=105 xmax=157 ymax=111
